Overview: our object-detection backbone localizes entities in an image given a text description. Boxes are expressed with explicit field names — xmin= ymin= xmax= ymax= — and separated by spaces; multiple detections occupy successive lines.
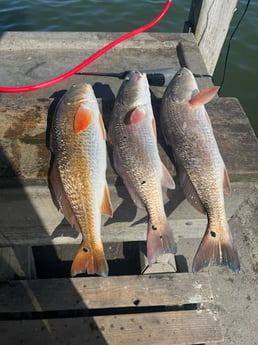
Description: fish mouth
xmin=65 ymin=83 xmax=96 ymax=105
xmin=125 ymin=70 xmax=144 ymax=83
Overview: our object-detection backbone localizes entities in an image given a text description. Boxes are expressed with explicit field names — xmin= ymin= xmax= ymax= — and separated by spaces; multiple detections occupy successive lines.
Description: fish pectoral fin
xmin=71 ymin=241 xmax=108 ymax=277
xmin=189 ymin=86 xmax=220 ymax=108
xmin=205 ymin=111 xmax=212 ymax=126
xmin=223 ymin=166 xmax=231 ymax=195
xmin=161 ymin=163 xmax=175 ymax=190
xmin=152 ymin=118 xmax=157 ymax=138
xmin=74 ymin=106 xmax=92 ymax=133
xmin=125 ymin=107 xmax=145 ymax=125
xmin=192 ymin=223 xmax=240 ymax=273
xmin=49 ymin=159 xmax=81 ymax=232
xmin=179 ymin=163 xmax=206 ymax=214
xmin=100 ymin=184 xmax=113 ymax=216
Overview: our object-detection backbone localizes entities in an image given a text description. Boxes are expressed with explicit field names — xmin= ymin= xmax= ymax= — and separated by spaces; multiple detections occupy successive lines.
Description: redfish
xmin=108 ymin=70 xmax=177 ymax=264
xmin=50 ymin=83 xmax=112 ymax=277
xmin=160 ymin=67 xmax=240 ymax=272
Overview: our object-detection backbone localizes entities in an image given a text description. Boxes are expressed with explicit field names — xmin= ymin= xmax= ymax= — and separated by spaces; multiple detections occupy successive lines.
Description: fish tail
xmin=192 ymin=222 xmax=240 ymax=273
xmin=71 ymin=240 xmax=108 ymax=277
xmin=147 ymin=221 xmax=177 ymax=265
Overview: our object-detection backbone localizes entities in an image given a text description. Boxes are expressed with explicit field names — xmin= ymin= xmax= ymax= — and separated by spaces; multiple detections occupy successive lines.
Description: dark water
xmin=0 ymin=0 xmax=257 ymax=136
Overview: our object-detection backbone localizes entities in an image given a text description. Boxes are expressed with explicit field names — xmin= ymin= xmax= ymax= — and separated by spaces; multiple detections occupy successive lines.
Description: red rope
xmin=0 ymin=1 xmax=172 ymax=93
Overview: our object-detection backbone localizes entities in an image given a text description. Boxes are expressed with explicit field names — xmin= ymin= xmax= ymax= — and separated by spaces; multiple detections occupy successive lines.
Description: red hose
xmin=0 ymin=1 xmax=172 ymax=93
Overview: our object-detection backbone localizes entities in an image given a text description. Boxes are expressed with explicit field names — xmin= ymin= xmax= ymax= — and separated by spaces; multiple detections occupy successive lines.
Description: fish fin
xmin=71 ymin=241 xmax=108 ymax=277
xmin=113 ymin=151 xmax=145 ymax=208
xmin=192 ymin=222 xmax=240 ymax=273
xmin=147 ymin=221 xmax=177 ymax=265
xmin=98 ymin=113 xmax=107 ymax=140
xmin=205 ymin=111 xmax=212 ymax=126
xmin=161 ymin=163 xmax=175 ymax=190
xmin=189 ymin=86 xmax=220 ymax=108
xmin=178 ymin=163 xmax=206 ymax=214
xmin=152 ymin=118 xmax=157 ymax=138
xmin=49 ymin=160 xmax=81 ymax=232
xmin=74 ymin=106 xmax=92 ymax=133
xmin=125 ymin=107 xmax=145 ymax=125
xmin=223 ymin=167 xmax=231 ymax=195
xmin=100 ymin=184 xmax=113 ymax=216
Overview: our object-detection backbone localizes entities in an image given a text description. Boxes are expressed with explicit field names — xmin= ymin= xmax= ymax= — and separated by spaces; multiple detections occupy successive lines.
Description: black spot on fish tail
xmin=192 ymin=225 xmax=240 ymax=273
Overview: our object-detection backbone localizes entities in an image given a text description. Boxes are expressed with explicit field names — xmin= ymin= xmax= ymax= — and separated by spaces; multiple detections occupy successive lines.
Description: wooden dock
xmin=0 ymin=32 xmax=258 ymax=345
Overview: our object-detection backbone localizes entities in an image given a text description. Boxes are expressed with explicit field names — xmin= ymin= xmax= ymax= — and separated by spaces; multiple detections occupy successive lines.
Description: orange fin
xmin=100 ymin=184 xmax=113 ymax=216
xmin=98 ymin=113 xmax=107 ymax=140
xmin=71 ymin=241 xmax=108 ymax=277
xmin=189 ymin=86 xmax=220 ymax=108
xmin=192 ymin=223 xmax=240 ymax=273
xmin=74 ymin=106 xmax=92 ymax=133
xmin=147 ymin=221 xmax=177 ymax=265
xmin=161 ymin=163 xmax=175 ymax=190
xmin=223 ymin=167 xmax=231 ymax=195
xmin=125 ymin=107 xmax=145 ymax=125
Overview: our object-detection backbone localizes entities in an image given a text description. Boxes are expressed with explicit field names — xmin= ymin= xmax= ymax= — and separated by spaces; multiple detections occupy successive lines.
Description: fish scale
xmin=50 ymin=83 xmax=112 ymax=277
xmin=160 ymin=67 xmax=240 ymax=272
xmin=109 ymin=70 xmax=177 ymax=264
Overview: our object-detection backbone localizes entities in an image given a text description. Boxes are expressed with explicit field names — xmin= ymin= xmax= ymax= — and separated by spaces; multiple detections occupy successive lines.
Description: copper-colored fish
xmin=50 ymin=83 xmax=112 ymax=277
xmin=108 ymin=71 xmax=177 ymax=264
xmin=160 ymin=67 xmax=240 ymax=272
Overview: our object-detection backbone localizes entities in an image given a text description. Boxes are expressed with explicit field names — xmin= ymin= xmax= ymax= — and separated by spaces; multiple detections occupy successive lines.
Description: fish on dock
xmin=108 ymin=70 xmax=177 ymax=264
xmin=49 ymin=83 xmax=112 ymax=277
xmin=160 ymin=67 xmax=240 ymax=273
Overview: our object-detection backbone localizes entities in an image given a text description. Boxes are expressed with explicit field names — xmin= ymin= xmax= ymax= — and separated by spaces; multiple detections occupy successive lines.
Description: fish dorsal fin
xmin=100 ymin=184 xmax=113 ymax=216
xmin=189 ymin=86 xmax=220 ymax=108
xmin=98 ymin=113 xmax=107 ymax=140
xmin=125 ymin=107 xmax=145 ymax=125
xmin=178 ymin=162 xmax=206 ymax=214
xmin=223 ymin=166 xmax=231 ymax=195
xmin=161 ymin=163 xmax=175 ymax=190
xmin=74 ymin=106 xmax=92 ymax=134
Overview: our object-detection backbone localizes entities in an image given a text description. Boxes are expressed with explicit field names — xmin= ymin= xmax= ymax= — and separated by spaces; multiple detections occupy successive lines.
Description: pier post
xmin=184 ymin=0 xmax=238 ymax=75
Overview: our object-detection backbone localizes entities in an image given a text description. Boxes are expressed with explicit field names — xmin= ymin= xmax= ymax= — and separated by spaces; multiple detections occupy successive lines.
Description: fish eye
xmin=177 ymin=72 xmax=182 ymax=77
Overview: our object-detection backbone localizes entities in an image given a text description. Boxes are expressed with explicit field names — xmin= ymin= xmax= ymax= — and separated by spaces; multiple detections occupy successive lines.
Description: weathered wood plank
xmin=0 ymin=309 xmax=223 ymax=345
xmin=0 ymin=246 xmax=37 ymax=280
xmin=206 ymin=98 xmax=258 ymax=181
xmin=185 ymin=0 xmax=238 ymax=74
xmin=0 ymin=182 xmax=255 ymax=246
xmin=0 ymin=33 xmax=256 ymax=182
xmin=0 ymin=273 xmax=212 ymax=313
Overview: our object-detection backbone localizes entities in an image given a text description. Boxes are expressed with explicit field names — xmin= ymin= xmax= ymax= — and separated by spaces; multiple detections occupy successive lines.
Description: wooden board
xmin=0 ymin=182 xmax=255 ymax=247
xmin=0 ymin=310 xmax=222 ymax=345
xmin=0 ymin=273 xmax=223 ymax=345
xmin=0 ymin=33 xmax=257 ymax=182
xmin=0 ymin=273 xmax=212 ymax=312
